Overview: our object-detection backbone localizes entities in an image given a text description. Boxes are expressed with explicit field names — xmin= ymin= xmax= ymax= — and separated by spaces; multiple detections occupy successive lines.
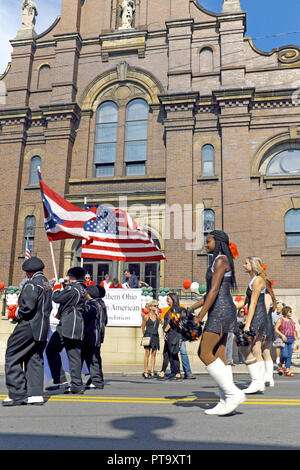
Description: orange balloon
xmin=183 ymin=280 xmax=192 ymax=290
xmin=0 ymin=282 xmax=4 ymax=290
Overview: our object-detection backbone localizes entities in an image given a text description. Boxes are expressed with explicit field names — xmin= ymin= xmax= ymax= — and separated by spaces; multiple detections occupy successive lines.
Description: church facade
xmin=0 ymin=0 xmax=300 ymax=296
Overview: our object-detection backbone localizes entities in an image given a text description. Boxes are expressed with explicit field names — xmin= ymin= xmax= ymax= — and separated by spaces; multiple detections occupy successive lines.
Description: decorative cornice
xmin=99 ymin=30 xmax=147 ymax=62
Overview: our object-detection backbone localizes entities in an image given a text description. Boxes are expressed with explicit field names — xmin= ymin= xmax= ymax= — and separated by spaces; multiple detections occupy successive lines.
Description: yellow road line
xmin=1 ymin=394 xmax=300 ymax=406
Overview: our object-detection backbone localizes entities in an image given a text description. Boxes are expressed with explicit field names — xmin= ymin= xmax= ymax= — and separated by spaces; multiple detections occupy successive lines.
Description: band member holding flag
xmin=3 ymin=257 xmax=52 ymax=407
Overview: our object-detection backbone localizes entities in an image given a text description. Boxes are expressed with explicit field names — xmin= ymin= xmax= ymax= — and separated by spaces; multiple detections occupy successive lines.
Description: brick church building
xmin=0 ymin=0 xmax=300 ymax=295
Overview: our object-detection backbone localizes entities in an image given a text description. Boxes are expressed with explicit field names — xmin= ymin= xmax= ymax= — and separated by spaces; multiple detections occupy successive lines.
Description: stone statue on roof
xmin=21 ymin=0 xmax=38 ymax=28
xmin=222 ymin=0 xmax=242 ymax=13
xmin=15 ymin=0 xmax=38 ymax=39
xmin=119 ymin=0 xmax=135 ymax=30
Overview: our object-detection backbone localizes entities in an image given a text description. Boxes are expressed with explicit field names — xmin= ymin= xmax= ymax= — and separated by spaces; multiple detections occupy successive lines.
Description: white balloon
xmin=190 ymin=282 xmax=199 ymax=293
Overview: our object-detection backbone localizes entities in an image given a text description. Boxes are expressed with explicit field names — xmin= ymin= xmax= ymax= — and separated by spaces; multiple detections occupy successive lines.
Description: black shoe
xmin=94 ymin=384 xmax=104 ymax=389
xmin=2 ymin=398 xmax=27 ymax=407
xmin=168 ymin=373 xmax=176 ymax=379
xmin=71 ymin=388 xmax=85 ymax=395
xmin=184 ymin=373 xmax=196 ymax=379
xmin=46 ymin=381 xmax=69 ymax=391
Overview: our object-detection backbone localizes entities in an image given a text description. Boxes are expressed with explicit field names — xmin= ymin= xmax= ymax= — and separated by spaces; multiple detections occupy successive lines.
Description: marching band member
xmin=46 ymin=267 xmax=86 ymax=395
xmin=3 ymin=257 xmax=52 ymax=407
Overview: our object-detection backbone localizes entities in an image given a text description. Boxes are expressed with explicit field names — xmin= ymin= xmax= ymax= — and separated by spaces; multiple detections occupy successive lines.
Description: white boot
xmin=205 ymin=358 xmax=245 ymax=416
xmin=264 ymin=360 xmax=274 ymax=387
xmin=205 ymin=365 xmax=233 ymax=415
xmin=244 ymin=361 xmax=265 ymax=394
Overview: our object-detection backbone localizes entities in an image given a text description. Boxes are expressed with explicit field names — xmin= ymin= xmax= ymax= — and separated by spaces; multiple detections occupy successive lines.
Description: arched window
xmin=38 ymin=65 xmax=51 ymax=89
xmin=94 ymin=102 xmax=119 ymax=177
xmin=203 ymin=209 xmax=215 ymax=240
xmin=23 ymin=215 xmax=36 ymax=254
xmin=125 ymin=99 xmax=148 ymax=176
xmin=199 ymin=48 xmax=213 ymax=73
xmin=29 ymin=156 xmax=41 ymax=185
xmin=267 ymin=149 xmax=300 ymax=175
xmin=202 ymin=145 xmax=215 ymax=176
xmin=285 ymin=209 xmax=300 ymax=248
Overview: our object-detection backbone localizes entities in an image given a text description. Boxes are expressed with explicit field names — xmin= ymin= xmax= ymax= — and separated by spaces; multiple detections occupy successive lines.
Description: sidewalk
xmin=1 ymin=362 xmax=299 ymax=376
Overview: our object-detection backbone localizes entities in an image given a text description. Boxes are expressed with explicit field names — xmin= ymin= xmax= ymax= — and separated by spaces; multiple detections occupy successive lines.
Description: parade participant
xmin=82 ymin=285 xmax=107 ymax=389
xmin=141 ymin=300 xmax=161 ymax=378
xmin=100 ymin=274 xmax=111 ymax=290
xmin=46 ymin=267 xmax=86 ymax=394
xmin=84 ymin=273 xmax=95 ymax=287
xmin=275 ymin=306 xmax=298 ymax=377
xmin=190 ymin=230 xmax=245 ymax=416
xmin=263 ymin=279 xmax=277 ymax=387
xmin=158 ymin=293 xmax=185 ymax=380
xmin=237 ymin=257 xmax=269 ymax=394
xmin=124 ymin=269 xmax=138 ymax=288
xmin=109 ymin=278 xmax=123 ymax=288
xmin=3 ymin=257 xmax=52 ymax=407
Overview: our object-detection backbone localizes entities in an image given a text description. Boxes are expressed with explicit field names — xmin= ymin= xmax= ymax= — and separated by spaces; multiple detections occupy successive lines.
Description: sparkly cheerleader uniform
xmin=204 ymin=255 xmax=237 ymax=335
xmin=245 ymin=276 xmax=269 ymax=337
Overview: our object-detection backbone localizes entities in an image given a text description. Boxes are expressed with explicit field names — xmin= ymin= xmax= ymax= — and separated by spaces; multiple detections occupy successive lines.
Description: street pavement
xmin=0 ymin=365 xmax=300 ymax=452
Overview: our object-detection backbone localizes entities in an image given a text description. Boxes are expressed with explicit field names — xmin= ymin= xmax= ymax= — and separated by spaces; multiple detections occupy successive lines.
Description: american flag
xmin=25 ymin=238 xmax=32 ymax=260
xmin=37 ymin=170 xmax=165 ymax=262
xmin=37 ymin=169 xmax=96 ymax=242
xmin=81 ymin=205 xmax=166 ymax=262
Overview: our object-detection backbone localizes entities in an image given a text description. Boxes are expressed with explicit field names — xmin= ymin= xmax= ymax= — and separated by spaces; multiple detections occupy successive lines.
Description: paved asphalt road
xmin=0 ymin=371 xmax=300 ymax=454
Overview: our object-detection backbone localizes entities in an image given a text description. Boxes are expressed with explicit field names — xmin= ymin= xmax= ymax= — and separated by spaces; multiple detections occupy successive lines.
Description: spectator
xmin=124 ymin=269 xmax=138 ymax=288
xmin=236 ymin=307 xmax=247 ymax=363
xmin=141 ymin=300 xmax=160 ymax=378
xmin=100 ymin=274 xmax=111 ymax=291
xmin=159 ymin=294 xmax=195 ymax=379
xmin=272 ymin=301 xmax=285 ymax=365
xmin=109 ymin=278 xmax=122 ymax=289
xmin=275 ymin=306 xmax=298 ymax=377
xmin=84 ymin=274 xmax=95 ymax=287
xmin=158 ymin=293 xmax=184 ymax=380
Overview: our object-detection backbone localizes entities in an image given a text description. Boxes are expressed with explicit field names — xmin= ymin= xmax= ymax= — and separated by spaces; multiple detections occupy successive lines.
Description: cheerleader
xmin=190 ymin=230 xmax=245 ymax=416
xmin=237 ymin=257 xmax=270 ymax=394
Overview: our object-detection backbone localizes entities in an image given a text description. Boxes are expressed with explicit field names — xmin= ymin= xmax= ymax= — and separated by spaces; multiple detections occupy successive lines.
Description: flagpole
xmin=81 ymin=197 xmax=87 ymax=268
xmin=49 ymin=241 xmax=58 ymax=282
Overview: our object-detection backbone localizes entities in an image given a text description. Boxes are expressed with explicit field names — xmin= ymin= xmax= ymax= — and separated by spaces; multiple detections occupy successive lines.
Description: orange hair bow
xmin=262 ymin=264 xmax=267 ymax=271
xmin=270 ymin=280 xmax=274 ymax=287
xmin=229 ymin=242 xmax=239 ymax=259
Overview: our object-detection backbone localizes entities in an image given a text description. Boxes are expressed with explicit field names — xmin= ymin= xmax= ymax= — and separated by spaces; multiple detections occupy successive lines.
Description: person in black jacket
xmin=82 ymin=285 xmax=107 ymax=390
xmin=3 ymin=257 xmax=52 ymax=407
xmin=46 ymin=267 xmax=86 ymax=394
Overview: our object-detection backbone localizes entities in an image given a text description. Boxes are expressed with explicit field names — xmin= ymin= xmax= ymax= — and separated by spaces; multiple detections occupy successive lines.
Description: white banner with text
xmin=104 ymin=288 xmax=142 ymax=327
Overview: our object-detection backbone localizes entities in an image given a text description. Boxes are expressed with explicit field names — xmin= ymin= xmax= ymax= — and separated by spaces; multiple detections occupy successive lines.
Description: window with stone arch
xmin=94 ymin=101 xmax=119 ymax=177
xmin=203 ymin=209 xmax=215 ymax=241
xmin=23 ymin=215 xmax=36 ymax=254
xmin=285 ymin=209 xmax=300 ymax=248
xmin=199 ymin=47 xmax=214 ymax=74
xmin=29 ymin=156 xmax=41 ymax=185
xmin=256 ymin=140 xmax=300 ymax=177
xmin=266 ymin=148 xmax=300 ymax=175
xmin=125 ymin=98 xmax=149 ymax=176
xmin=202 ymin=144 xmax=215 ymax=176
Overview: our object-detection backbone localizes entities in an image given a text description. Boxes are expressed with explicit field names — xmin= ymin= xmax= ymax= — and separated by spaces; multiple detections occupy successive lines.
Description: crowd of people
xmin=2 ymin=231 xmax=299 ymax=416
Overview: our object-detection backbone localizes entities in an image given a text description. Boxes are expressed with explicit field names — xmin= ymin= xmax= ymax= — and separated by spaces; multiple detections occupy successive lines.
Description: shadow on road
xmin=0 ymin=415 xmax=299 ymax=451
